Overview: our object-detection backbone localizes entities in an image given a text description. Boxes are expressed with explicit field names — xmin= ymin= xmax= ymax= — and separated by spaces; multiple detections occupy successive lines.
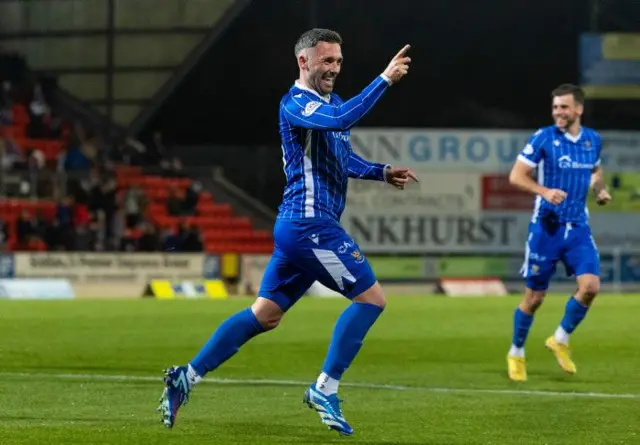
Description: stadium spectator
xmin=138 ymin=222 xmax=161 ymax=252
xmin=182 ymin=181 xmax=202 ymax=215
xmin=15 ymin=210 xmax=39 ymax=249
xmin=121 ymin=184 xmax=147 ymax=228
xmin=33 ymin=210 xmax=49 ymax=240
xmin=26 ymin=145 xmax=45 ymax=171
xmin=0 ymin=218 xmax=8 ymax=250
xmin=27 ymin=82 xmax=49 ymax=139
xmin=89 ymin=211 xmax=106 ymax=251
xmin=42 ymin=217 xmax=63 ymax=251
xmin=73 ymin=222 xmax=94 ymax=251
xmin=179 ymin=222 xmax=203 ymax=252
xmin=0 ymin=80 xmax=12 ymax=126
xmin=86 ymin=166 xmax=118 ymax=244
xmin=0 ymin=136 xmax=22 ymax=171
xmin=166 ymin=185 xmax=183 ymax=216
xmin=55 ymin=195 xmax=74 ymax=227
xmin=73 ymin=199 xmax=91 ymax=228
xmin=119 ymin=228 xmax=138 ymax=252
xmin=161 ymin=225 xmax=180 ymax=251
xmin=60 ymin=142 xmax=92 ymax=172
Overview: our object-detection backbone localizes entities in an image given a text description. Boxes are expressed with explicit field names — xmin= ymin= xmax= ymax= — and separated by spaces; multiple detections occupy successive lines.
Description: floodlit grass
xmin=1 ymin=295 xmax=638 ymax=444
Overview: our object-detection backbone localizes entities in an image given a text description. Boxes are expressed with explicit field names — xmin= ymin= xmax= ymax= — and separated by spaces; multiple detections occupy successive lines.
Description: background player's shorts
xmin=258 ymin=218 xmax=377 ymax=311
xmin=520 ymin=219 xmax=600 ymax=291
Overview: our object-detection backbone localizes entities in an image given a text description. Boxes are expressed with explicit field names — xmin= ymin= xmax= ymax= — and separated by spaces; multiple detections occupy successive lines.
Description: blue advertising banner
xmin=0 ymin=254 xmax=14 ymax=278
xmin=580 ymin=33 xmax=640 ymax=99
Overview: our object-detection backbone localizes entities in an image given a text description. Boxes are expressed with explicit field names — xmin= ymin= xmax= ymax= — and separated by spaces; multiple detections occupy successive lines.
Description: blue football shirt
xmin=517 ymin=125 xmax=602 ymax=224
xmin=277 ymin=75 xmax=392 ymax=221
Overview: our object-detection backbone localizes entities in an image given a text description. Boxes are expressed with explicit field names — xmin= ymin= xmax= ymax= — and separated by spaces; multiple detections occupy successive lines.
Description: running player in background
xmin=158 ymin=28 xmax=418 ymax=435
xmin=506 ymin=84 xmax=611 ymax=382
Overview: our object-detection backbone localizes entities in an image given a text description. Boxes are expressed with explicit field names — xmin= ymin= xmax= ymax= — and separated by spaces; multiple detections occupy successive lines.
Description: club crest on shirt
xmin=301 ymin=101 xmax=322 ymax=117
xmin=351 ymin=250 xmax=364 ymax=264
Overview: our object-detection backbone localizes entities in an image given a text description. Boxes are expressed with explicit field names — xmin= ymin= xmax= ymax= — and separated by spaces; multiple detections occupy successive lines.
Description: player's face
xmin=552 ymin=94 xmax=583 ymax=130
xmin=305 ymin=42 xmax=343 ymax=95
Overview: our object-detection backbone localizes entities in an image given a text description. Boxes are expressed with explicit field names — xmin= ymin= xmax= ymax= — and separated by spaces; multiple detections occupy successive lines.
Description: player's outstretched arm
xmin=348 ymin=152 xmax=419 ymax=188
xmin=348 ymin=152 xmax=389 ymax=181
xmin=282 ymin=45 xmax=412 ymax=131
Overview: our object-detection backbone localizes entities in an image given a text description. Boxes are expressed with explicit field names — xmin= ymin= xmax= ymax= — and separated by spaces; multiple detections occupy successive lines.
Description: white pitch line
xmin=1 ymin=371 xmax=639 ymax=400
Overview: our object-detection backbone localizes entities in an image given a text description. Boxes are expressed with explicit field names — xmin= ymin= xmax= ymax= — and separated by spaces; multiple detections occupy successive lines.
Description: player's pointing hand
xmin=383 ymin=44 xmax=411 ymax=84
xmin=385 ymin=166 xmax=419 ymax=190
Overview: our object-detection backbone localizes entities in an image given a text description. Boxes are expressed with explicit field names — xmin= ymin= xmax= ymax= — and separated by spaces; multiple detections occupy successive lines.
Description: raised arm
xmin=282 ymin=45 xmax=412 ymax=131
xmin=282 ymin=75 xmax=390 ymax=131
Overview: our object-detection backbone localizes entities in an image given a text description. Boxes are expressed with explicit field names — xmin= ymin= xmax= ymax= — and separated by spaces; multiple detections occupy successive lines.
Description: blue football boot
xmin=157 ymin=366 xmax=190 ymax=428
xmin=303 ymin=383 xmax=354 ymax=436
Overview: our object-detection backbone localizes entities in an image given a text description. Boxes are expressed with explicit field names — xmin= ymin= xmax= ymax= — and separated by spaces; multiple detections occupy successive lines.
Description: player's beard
xmin=314 ymin=72 xmax=336 ymax=95
xmin=555 ymin=115 xmax=575 ymax=131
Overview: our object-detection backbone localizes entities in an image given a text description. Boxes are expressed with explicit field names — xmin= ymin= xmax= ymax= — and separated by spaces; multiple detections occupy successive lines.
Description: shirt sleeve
xmin=348 ymin=151 xmax=389 ymax=181
xmin=594 ymin=133 xmax=602 ymax=167
xmin=281 ymin=75 xmax=390 ymax=131
xmin=517 ymin=129 xmax=546 ymax=167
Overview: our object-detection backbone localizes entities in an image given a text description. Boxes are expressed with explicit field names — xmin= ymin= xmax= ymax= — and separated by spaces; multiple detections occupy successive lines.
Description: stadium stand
xmin=0 ymin=54 xmax=273 ymax=254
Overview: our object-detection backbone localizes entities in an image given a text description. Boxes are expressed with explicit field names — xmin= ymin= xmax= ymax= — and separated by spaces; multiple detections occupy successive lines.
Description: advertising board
xmin=14 ymin=253 xmax=209 ymax=284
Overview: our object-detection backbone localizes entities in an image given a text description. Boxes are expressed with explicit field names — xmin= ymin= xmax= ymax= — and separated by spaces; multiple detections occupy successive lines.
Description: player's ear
xmin=297 ymin=52 xmax=309 ymax=71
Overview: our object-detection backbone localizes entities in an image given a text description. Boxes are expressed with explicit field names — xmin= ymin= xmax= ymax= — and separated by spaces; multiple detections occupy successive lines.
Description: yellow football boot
xmin=507 ymin=355 xmax=527 ymax=382
xmin=545 ymin=336 xmax=577 ymax=374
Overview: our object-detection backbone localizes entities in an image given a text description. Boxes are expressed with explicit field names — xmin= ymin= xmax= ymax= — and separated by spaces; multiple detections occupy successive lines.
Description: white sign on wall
xmin=350 ymin=128 xmax=640 ymax=172
xmin=15 ymin=253 xmax=205 ymax=284
xmin=341 ymin=211 xmax=640 ymax=254
xmin=346 ymin=172 xmax=480 ymax=214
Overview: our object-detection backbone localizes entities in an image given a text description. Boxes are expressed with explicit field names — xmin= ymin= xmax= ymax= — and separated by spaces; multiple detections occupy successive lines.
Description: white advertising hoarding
xmin=341 ymin=211 xmax=640 ymax=254
xmin=350 ymin=128 xmax=640 ymax=172
xmin=346 ymin=172 xmax=480 ymax=214
xmin=14 ymin=253 xmax=205 ymax=284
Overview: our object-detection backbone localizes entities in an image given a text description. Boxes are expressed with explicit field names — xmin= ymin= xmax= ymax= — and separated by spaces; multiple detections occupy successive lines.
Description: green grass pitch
xmin=1 ymin=294 xmax=639 ymax=444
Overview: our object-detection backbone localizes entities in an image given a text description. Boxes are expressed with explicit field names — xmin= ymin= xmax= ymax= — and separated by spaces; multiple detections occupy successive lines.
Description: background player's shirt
xmin=277 ymin=75 xmax=391 ymax=221
xmin=517 ymin=125 xmax=602 ymax=224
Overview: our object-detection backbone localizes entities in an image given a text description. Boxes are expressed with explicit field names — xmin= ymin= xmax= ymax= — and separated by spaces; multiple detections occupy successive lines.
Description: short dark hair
xmin=551 ymin=84 xmax=586 ymax=105
xmin=294 ymin=28 xmax=342 ymax=56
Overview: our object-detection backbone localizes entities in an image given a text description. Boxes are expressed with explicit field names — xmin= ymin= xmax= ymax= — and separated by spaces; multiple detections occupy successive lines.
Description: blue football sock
xmin=560 ymin=296 xmax=589 ymax=334
xmin=512 ymin=307 xmax=534 ymax=348
xmin=322 ymin=302 xmax=384 ymax=380
xmin=190 ymin=308 xmax=264 ymax=377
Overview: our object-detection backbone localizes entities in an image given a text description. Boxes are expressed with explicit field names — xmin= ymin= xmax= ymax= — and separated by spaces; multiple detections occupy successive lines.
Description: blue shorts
xmin=258 ymin=218 xmax=377 ymax=311
xmin=520 ymin=219 xmax=600 ymax=291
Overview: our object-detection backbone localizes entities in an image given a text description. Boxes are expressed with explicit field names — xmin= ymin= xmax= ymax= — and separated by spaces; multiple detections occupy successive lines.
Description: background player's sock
xmin=320 ymin=302 xmax=383 ymax=393
xmin=189 ymin=308 xmax=264 ymax=377
xmin=510 ymin=307 xmax=534 ymax=357
xmin=555 ymin=296 xmax=589 ymax=344
xmin=508 ymin=344 xmax=525 ymax=358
